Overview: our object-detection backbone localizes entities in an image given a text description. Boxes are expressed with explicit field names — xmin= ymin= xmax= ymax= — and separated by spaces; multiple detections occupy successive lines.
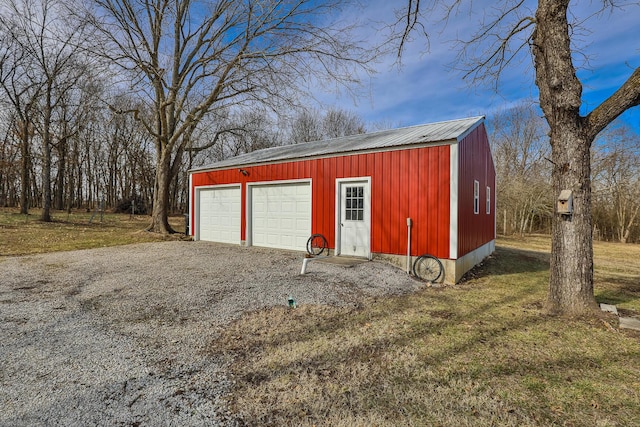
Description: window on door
xmin=345 ymin=186 xmax=364 ymax=221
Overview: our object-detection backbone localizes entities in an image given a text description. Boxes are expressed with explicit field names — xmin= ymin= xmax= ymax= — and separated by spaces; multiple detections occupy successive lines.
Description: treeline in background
xmin=490 ymin=103 xmax=640 ymax=243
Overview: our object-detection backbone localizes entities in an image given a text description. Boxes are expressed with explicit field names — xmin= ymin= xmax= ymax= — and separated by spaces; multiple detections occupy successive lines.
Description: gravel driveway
xmin=0 ymin=241 xmax=422 ymax=426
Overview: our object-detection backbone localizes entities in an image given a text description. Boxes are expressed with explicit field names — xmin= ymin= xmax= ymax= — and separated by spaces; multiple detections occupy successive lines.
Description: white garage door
xmin=197 ymin=186 xmax=241 ymax=244
xmin=252 ymin=182 xmax=311 ymax=251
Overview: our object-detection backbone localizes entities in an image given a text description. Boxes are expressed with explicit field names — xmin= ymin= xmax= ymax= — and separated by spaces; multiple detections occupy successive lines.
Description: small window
xmin=486 ymin=186 xmax=491 ymax=214
xmin=473 ymin=180 xmax=479 ymax=215
xmin=345 ymin=185 xmax=364 ymax=221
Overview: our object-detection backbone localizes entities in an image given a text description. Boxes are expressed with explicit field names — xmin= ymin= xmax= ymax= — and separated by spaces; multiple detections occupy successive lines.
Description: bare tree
xmin=0 ymin=112 xmax=20 ymax=207
xmin=1 ymin=0 xmax=94 ymax=221
xmin=322 ymin=108 xmax=366 ymax=139
xmin=62 ymin=76 xmax=105 ymax=213
xmin=592 ymin=123 xmax=640 ymax=243
xmin=290 ymin=109 xmax=323 ymax=143
xmin=289 ymin=107 xmax=366 ymax=143
xmin=0 ymin=18 xmax=43 ymax=214
xmin=398 ymin=0 xmax=640 ymax=315
xmin=219 ymin=109 xmax=282 ymax=158
xmin=490 ymin=102 xmax=552 ymax=235
xmin=88 ymin=0 xmax=374 ymax=233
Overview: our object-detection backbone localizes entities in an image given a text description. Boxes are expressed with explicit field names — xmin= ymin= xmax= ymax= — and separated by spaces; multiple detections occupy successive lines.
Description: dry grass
xmin=3 ymin=214 xmax=638 ymax=425
xmin=0 ymin=208 xmax=187 ymax=256
xmin=499 ymin=234 xmax=640 ymax=313
xmin=213 ymin=236 xmax=640 ymax=426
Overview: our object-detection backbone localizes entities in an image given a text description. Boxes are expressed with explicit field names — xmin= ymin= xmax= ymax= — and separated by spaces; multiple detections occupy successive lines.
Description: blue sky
xmin=318 ymin=1 xmax=640 ymax=131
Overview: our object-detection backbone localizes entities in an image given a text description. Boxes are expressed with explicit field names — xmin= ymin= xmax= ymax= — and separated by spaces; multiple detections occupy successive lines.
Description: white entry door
xmin=338 ymin=180 xmax=371 ymax=257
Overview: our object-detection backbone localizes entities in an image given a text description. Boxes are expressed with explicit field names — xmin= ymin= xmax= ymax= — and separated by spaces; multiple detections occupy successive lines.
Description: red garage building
xmin=188 ymin=116 xmax=495 ymax=283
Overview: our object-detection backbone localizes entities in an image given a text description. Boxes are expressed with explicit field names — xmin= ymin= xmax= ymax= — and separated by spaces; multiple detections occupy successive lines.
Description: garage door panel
xmin=252 ymin=182 xmax=311 ymax=251
xmin=198 ymin=187 xmax=241 ymax=244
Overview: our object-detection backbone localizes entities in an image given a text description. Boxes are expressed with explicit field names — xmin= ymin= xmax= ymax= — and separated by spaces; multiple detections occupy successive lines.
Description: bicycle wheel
xmin=413 ymin=254 xmax=443 ymax=282
xmin=306 ymin=234 xmax=328 ymax=256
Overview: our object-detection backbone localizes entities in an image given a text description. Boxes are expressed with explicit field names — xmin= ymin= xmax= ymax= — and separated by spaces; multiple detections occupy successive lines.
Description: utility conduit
xmin=406 ymin=217 xmax=412 ymax=274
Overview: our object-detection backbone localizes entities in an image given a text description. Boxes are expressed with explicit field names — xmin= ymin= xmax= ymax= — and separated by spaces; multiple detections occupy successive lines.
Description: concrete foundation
xmin=372 ymin=239 xmax=495 ymax=284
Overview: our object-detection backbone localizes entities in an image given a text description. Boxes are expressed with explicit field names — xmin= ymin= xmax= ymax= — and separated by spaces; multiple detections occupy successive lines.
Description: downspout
xmin=406 ymin=217 xmax=412 ymax=274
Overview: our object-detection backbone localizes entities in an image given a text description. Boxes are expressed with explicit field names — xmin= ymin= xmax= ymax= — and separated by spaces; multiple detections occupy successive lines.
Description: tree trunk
xmin=529 ymin=214 xmax=534 ymax=234
xmin=148 ymin=146 xmax=174 ymax=234
xmin=67 ymin=137 xmax=79 ymax=213
xmin=533 ymin=0 xmax=597 ymax=314
xmin=29 ymin=159 xmax=39 ymax=207
xmin=19 ymin=120 xmax=30 ymax=214
xmin=54 ymin=138 xmax=67 ymax=210
xmin=503 ymin=208 xmax=507 ymax=235
xmin=41 ymin=91 xmax=52 ymax=222
xmin=548 ymin=129 xmax=597 ymax=313
xmin=86 ymin=139 xmax=93 ymax=208
xmin=41 ymin=138 xmax=52 ymax=222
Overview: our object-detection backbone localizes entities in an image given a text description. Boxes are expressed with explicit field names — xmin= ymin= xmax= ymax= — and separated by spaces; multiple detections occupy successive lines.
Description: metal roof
xmin=190 ymin=116 xmax=484 ymax=172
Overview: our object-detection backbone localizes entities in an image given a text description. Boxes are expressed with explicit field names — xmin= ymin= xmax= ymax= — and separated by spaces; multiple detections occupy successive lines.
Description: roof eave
xmin=188 ymin=138 xmax=459 ymax=174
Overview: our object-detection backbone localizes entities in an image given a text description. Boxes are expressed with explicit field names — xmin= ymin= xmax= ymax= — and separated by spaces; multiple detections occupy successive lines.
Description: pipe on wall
xmin=406 ymin=217 xmax=412 ymax=274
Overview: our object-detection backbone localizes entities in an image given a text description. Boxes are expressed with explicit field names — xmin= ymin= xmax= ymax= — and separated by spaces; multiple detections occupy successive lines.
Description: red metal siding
xmin=191 ymin=145 xmax=453 ymax=259
xmin=456 ymin=124 xmax=496 ymax=257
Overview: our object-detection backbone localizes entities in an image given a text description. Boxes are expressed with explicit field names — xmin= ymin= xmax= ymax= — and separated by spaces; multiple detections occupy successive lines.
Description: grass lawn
xmin=0 ymin=208 xmax=187 ymax=255
xmin=2 ymin=213 xmax=638 ymax=426
xmin=214 ymin=235 xmax=640 ymax=426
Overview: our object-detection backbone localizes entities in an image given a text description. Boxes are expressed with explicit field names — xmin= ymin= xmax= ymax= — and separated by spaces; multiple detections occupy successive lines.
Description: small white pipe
xmin=406 ymin=218 xmax=412 ymax=274
xmin=301 ymin=257 xmax=311 ymax=274
xmin=301 ymin=255 xmax=330 ymax=274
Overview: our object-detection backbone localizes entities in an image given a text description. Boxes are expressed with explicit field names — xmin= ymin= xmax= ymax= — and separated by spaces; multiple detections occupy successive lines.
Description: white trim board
xmin=449 ymin=144 xmax=459 ymax=260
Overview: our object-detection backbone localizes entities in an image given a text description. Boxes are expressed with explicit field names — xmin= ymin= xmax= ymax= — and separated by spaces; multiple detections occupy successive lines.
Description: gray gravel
xmin=0 ymin=241 xmax=423 ymax=426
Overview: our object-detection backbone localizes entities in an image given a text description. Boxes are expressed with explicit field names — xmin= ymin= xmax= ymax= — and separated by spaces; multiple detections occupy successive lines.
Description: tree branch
xmin=585 ymin=66 xmax=640 ymax=140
